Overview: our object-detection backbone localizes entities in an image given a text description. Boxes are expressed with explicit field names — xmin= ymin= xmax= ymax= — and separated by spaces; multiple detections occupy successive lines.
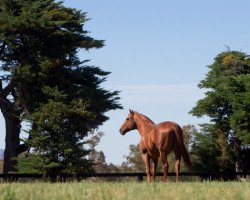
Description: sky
xmin=1 ymin=0 xmax=250 ymax=165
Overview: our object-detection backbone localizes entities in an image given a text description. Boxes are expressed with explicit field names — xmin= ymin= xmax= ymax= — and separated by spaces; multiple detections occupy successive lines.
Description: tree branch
xmin=18 ymin=133 xmax=32 ymax=154
xmin=18 ymin=144 xmax=30 ymax=154
xmin=0 ymin=80 xmax=16 ymax=98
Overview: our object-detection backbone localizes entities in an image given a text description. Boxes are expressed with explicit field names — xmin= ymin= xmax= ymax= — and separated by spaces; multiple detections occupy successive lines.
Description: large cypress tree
xmin=0 ymin=0 xmax=121 ymax=173
xmin=190 ymin=50 xmax=250 ymax=172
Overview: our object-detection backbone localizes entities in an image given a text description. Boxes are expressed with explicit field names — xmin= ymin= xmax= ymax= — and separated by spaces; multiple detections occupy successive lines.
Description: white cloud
xmin=110 ymin=84 xmax=205 ymax=105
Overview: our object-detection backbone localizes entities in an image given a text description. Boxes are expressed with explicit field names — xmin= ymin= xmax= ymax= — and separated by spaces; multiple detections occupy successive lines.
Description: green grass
xmin=0 ymin=181 xmax=249 ymax=200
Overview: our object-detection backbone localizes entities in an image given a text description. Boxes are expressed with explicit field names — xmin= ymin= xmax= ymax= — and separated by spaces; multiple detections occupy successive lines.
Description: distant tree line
xmin=89 ymin=123 xmax=249 ymax=175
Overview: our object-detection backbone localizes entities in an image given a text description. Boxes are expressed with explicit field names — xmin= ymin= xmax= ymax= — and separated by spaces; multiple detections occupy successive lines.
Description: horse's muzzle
xmin=119 ymin=127 xmax=126 ymax=135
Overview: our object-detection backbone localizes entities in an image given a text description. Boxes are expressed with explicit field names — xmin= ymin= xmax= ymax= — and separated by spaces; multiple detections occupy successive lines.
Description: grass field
xmin=0 ymin=181 xmax=249 ymax=200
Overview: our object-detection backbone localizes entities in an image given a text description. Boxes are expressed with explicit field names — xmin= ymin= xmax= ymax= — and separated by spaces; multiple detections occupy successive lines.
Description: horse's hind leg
xmin=160 ymin=151 xmax=169 ymax=182
xmin=174 ymin=152 xmax=181 ymax=182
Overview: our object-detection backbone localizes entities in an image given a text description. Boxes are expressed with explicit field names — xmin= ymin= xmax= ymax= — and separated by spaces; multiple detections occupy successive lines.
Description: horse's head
xmin=119 ymin=110 xmax=137 ymax=135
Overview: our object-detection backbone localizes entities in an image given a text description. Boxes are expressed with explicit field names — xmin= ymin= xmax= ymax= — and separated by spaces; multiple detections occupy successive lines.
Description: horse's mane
xmin=135 ymin=111 xmax=155 ymax=124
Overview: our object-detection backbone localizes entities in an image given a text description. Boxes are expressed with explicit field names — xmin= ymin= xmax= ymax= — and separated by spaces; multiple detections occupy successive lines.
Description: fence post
xmin=138 ymin=175 xmax=143 ymax=182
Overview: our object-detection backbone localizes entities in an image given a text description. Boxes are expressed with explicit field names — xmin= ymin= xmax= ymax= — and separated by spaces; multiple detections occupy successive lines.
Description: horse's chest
xmin=141 ymin=135 xmax=156 ymax=154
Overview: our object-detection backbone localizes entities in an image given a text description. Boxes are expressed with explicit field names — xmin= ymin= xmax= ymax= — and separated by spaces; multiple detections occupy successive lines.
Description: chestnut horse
xmin=119 ymin=110 xmax=191 ymax=182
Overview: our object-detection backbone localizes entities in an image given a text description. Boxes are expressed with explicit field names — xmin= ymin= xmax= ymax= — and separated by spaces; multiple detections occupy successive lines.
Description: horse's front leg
xmin=142 ymin=153 xmax=151 ymax=183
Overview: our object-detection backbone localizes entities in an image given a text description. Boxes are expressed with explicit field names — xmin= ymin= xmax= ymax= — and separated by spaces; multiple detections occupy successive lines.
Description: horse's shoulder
xmin=139 ymin=139 xmax=147 ymax=153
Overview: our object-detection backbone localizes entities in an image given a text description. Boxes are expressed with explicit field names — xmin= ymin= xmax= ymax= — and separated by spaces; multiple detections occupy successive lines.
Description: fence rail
xmin=0 ymin=172 xmax=249 ymax=181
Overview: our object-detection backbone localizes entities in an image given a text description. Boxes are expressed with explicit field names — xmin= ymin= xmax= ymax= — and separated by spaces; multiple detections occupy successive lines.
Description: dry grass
xmin=0 ymin=181 xmax=249 ymax=200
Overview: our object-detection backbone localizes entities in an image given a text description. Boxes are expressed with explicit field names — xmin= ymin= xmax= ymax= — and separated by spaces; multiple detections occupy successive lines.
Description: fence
xmin=0 ymin=172 xmax=249 ymax=181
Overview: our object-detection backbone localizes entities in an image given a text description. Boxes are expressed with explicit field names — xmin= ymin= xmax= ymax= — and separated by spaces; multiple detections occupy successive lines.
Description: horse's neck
xmin=134 ymin=113 xmax=155 ymax=136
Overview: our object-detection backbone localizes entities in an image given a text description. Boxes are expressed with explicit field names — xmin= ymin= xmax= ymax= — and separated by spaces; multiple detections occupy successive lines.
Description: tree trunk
xmin=0 ymin=81 xmax=27 ymax=173
xmin=0 ymin=94 xmax=21 ymax=174
xmin=234 ymin=138 xmax=244 ymax=180
xmin=234 ymin=138 xmax=242 ymax=173
xmin=3 ymin=113 xmax=21 ymax=173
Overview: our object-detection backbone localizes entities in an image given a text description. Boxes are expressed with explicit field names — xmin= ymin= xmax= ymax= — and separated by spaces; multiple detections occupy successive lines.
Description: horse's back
xmin=157 ymin=121 xmax=180 ymax=132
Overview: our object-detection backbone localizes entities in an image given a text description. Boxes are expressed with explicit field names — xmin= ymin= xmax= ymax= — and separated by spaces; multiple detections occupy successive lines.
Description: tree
xmin=14 ymin=153 xmax=60 ymax=174
xmin=182 ymin=125 xmax=197 ymax=171
xmin=190 ymin=124 xmax=235 ymax=172
xmin=190 ymin=50 xmax=250 ymax=172
xmin=182 ymin=125 xmax=197 ymax=151
xmin=0 ymin=0 xmax=121 ymax=173
xmin=122 ymin=144 xmax=145 ymax=172
xmin=88 ymin=132 xmax=109 ymax=172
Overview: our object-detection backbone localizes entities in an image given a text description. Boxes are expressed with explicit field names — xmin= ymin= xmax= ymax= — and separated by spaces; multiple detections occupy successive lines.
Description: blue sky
xmin=1 ymin=0 xmax=250 ymax=165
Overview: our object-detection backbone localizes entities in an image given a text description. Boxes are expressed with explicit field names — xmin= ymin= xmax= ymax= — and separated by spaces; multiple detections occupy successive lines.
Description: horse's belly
xmin=144 ymin=141 xmax=159 ymax=157
xmin=147 ymin=148 xmax=159 ymax=157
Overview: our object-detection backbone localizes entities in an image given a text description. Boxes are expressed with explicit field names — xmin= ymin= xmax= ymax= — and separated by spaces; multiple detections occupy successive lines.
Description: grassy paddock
xmin=0 ymin=181 xmax=249 ymax=200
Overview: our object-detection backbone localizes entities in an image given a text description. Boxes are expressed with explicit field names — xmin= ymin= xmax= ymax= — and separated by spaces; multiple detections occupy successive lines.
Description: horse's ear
xmin=129 ymin=109 xmax=134 ymax=115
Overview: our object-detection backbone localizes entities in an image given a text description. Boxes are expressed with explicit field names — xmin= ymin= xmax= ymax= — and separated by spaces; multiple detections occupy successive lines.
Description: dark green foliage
xmin=229 ymin=75 xmax=250 ymax=143
xmin=190 ymin=124 xmax=234 ymax=172
xmin=190 ymin=51 xmax=250 ymax=144
xmin=190 ymin=50 xmax=250 ymax=172
xmin=14 ymin=154 xmax=60 ymax=174
xmin=0 ymin=0 xmax=121 ymax=173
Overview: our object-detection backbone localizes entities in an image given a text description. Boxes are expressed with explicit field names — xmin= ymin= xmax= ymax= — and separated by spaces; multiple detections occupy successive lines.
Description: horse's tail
xmin=179 ymin=140 xmax=192 ymax=168
xmin=173 ymin=123 xmax=192 ymax=168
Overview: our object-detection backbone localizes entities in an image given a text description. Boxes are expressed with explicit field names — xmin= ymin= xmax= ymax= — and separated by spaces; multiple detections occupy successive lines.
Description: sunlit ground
xmin=0 ymin=181 xmax=249 ymax=200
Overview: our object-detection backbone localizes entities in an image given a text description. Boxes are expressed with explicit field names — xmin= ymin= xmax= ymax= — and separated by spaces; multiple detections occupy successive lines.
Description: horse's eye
xmin=126 ymin=118 xmax=129 ymax=121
